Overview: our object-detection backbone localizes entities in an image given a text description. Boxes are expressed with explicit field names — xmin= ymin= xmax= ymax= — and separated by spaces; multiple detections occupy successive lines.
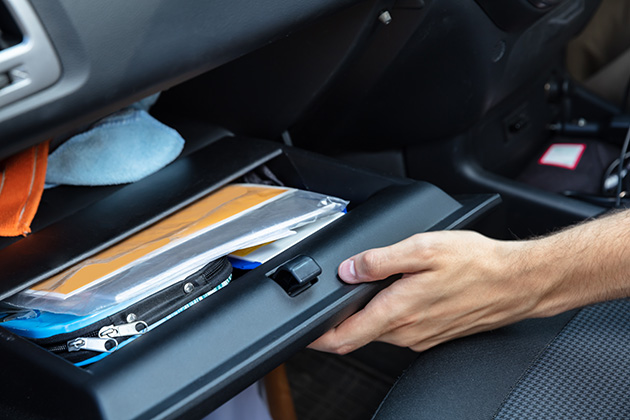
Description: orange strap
xmin=0 ymin=141 xmax=49 ymax=237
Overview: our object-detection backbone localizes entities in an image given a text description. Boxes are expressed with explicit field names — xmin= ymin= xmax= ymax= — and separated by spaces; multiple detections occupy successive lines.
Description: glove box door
xmin=0 ymin=136 xmax=499 ymax=419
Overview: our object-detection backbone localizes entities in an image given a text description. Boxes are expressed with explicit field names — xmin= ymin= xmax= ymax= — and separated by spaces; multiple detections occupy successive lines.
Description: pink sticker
xmin=538 ymin=143 xmax=586 ymax=170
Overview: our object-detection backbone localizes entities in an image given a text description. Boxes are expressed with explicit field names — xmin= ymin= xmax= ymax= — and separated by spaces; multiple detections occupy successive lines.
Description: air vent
xmin=0 ymin=1 xmax=22 ymax=51
xmin=0 ymin=0 xmax=61 ymax=110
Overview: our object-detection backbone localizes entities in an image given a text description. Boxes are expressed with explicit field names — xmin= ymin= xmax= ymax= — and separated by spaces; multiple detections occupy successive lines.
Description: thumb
xmin=338 ymin=234 xmax=437 ymax=284
xmin=338 ymin=258 xmax=362 ymax=284
xmin=338 ymin=248 xmax=398 ymax=284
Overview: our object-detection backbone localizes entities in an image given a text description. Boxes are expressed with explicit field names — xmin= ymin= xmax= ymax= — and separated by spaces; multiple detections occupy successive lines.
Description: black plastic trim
xmin=0 ymin=138 xmax=500 ymax=419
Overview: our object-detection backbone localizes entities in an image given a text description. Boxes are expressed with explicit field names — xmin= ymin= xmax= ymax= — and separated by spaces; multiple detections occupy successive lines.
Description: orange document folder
xmin=29 ymin=184 xmax=287 ymax=298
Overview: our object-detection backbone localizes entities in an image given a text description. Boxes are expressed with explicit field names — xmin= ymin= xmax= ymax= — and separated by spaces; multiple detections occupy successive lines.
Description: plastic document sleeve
xmin=5 ymin=184 xmax=348 ymax=316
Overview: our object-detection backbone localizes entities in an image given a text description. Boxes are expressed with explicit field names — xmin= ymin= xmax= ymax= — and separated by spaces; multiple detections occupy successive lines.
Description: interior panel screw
xmin=379 ymin=11 xmax=392 ymax=25
xmin=184 ymin=282 xmax=195 ymax=294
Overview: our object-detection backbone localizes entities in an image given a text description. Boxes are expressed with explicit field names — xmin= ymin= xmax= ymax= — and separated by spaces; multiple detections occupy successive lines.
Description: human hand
xmin=309 ymin=230 xmax=543 ymax=354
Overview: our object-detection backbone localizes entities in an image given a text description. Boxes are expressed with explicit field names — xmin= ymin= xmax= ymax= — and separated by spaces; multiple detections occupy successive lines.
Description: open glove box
xmin=0 ymin=135 xmax=499 ymax=419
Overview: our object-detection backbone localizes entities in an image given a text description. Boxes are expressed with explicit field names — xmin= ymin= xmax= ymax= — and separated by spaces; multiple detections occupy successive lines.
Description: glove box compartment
xmin=0 ymin=136 xmax=499 ymax=419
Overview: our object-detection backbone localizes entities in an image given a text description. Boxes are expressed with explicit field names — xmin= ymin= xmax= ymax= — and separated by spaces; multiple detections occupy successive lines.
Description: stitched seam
xmin=370 ymin=360 xmax=419 ymax=419
xmin=0 ymin=167 xmax=6 ymax=201
xmin=17 ymin=146 xmax=37 ymax=228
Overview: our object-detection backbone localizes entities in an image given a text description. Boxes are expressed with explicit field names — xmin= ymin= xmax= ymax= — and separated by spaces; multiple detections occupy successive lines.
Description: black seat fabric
xmin=494 ymin=299 xmax=630 ymax=419
xmin=371 ymin=299 xmax=630 ymax=419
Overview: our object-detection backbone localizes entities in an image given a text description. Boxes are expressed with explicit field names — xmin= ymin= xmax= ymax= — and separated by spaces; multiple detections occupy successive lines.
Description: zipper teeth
xmin=43 ymin=258 xmax=230 ymax=355
xmin=47 ymin=344 xmax=67 ymax=353
xmin=201 ymin=258 xmax=227 ymax=281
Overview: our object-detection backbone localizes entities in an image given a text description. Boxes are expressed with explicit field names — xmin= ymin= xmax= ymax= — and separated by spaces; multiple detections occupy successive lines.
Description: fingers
xmin=308 ymin=291 xmax=397 ymax=354
xmin=320 ymin=231 xmax=504 ymax=354
xmin=338 ymin=233 xmax=444 ymax=284
xmin=312 ymin=308 xmax=499 ymax=355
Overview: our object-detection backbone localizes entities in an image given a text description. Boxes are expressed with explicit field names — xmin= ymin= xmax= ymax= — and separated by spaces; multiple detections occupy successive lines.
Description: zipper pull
xmin=67 ymin=337 xmax=118 ymax=353
xmin=98 ymin=321 xmax=148 ymax=339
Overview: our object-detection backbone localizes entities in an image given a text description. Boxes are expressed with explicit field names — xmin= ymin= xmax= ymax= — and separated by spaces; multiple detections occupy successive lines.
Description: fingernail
xmin=348 ymin=259 xmax=356 ymax=277
xmin=339 ymin=259 xmax=358 ymax=283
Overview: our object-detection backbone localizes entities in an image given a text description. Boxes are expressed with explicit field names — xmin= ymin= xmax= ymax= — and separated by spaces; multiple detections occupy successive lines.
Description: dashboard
xmin=0 ymin=0 xmax=361 ymax=160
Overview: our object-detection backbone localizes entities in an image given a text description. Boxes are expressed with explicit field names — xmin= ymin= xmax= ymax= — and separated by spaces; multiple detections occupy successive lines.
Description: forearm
xmin=513 ymin=210 xmax=630 ymax=318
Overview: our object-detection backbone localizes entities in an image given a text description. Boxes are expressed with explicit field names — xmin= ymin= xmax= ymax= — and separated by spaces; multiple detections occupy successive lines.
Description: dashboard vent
xmin=0 ymin=0 xmax=22 ymax=51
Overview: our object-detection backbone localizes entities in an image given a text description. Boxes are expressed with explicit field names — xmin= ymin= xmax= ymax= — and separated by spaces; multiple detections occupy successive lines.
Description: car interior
xmin=0 ymin=0 xmax=626 ymax=418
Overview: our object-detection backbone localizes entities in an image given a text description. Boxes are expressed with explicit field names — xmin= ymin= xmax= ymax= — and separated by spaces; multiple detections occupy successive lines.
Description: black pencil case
xmin=0 ymin=257 xmax=232 ymax=366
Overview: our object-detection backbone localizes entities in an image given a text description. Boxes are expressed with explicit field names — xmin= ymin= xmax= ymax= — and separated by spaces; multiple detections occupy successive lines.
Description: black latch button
xmin=271 ymin=255 xmax=321 ymax=297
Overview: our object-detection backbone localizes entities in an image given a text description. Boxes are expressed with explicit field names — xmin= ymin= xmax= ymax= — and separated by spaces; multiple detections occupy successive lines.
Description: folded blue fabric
xmin=131 ymin=92 xmax=161 ymax=112
xmin=46 ymin=107 xmax=184 ymax=186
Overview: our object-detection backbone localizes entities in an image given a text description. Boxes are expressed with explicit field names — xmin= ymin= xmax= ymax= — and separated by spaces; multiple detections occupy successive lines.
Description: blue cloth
xmin=130 ymin=92 xmax=161 ymax=111
xmin=45 ymin=107 xmax=184 ymax=186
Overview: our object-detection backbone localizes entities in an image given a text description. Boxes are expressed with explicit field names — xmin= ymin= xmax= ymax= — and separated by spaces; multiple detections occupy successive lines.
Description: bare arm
xmin=310 ymin=210 xmax=630 ymax=354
